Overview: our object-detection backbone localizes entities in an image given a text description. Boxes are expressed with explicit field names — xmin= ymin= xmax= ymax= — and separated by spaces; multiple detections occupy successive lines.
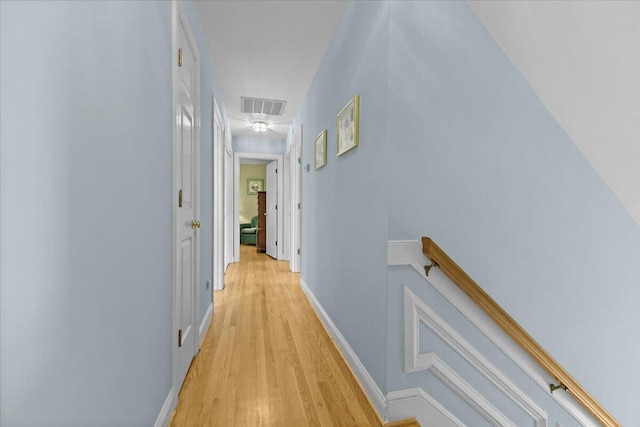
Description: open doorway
xmin=233 ymin=152 xmax=283 ymax=262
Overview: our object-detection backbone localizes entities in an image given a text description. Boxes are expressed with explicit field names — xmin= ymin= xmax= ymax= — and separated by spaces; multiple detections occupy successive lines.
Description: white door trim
xmin=171 ymin=0 xmax=200 ymax=393
xmin=233 ymin=152 xmax=283 ymax=262
xmin=224 ymin=145 xmax=234 ymax=271
xmin=212 ymin=95 xmax=224 ymax=291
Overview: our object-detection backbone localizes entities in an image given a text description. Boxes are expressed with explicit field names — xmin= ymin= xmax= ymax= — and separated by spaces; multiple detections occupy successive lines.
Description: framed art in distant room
xmin=336 ymin=95 xmax=359 ymax=156
xmin=247 ymin=178 xmax=264 ymax=195
xmin=314 ymin=130 xmax=327 ymax=170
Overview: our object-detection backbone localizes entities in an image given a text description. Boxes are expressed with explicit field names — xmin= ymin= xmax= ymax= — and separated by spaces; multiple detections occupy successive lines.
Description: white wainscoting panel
xmin=299 ymin=279 xmax=388 ymax=420
xmin=388 ymin=240 xmax=598 ymax=427
xmin=404 ymin=286 xmax=548 ymax=427
xmin=387 ymin=388 xmax=463 ymax=427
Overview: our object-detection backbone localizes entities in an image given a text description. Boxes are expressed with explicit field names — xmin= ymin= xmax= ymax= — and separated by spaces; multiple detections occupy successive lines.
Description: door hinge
xmin=297 ymin=249 xmax=300 ymax=255
xmin=297 ymin=203 xmax=301 ymax=209
xmin=178 ymin=329 xmax=183 ymax=347
xmin=275 ymin=204 xmax=278 ymax=210
xmin=178 ymin=48 xmax=183 ymax=67
xmin=275 ymin=168 xmax=278 ymax=173
xmin=298 ymin=157 xmax=301 ymax=164
xmin=178 ymin=189 xmax=183 ymax=208
xmin=275 ymin=241 xmax=278 ymax=246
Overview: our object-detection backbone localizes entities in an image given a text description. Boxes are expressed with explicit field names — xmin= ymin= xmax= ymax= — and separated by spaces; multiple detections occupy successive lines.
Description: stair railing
xmin=421 ymin=237 xmax=619 ymax=427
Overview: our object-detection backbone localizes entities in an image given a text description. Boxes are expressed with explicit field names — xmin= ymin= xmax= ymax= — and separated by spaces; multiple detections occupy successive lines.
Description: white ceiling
xmin=469 ymin=1 xmax=640 ymax=226
xmin=196 ymin=0 xmax=348 ymax=140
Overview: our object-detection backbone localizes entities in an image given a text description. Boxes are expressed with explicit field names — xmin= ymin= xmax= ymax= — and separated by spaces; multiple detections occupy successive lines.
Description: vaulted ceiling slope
xmin=469 ymin=1 xmax=640 ymax=226
xmin=196 ymin=0 xmax=348 ymax=140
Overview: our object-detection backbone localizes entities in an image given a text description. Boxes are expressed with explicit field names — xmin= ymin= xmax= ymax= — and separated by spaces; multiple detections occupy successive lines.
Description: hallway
xmin=169 ymin=246 xmax=387 ymax=426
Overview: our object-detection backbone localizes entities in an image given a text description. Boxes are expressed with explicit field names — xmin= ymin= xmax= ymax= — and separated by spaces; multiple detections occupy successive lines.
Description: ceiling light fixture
xmin=253 ymin=121 xmax=268 ymax=132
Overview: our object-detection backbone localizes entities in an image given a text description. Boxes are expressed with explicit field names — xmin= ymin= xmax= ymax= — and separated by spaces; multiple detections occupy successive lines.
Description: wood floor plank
xmin=169 ymin=245 xmax=399 ymax=426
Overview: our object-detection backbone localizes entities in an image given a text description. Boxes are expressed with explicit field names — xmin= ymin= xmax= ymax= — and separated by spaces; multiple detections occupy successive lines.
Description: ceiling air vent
xmin=241 ymin=97 xmax=287 ymax=116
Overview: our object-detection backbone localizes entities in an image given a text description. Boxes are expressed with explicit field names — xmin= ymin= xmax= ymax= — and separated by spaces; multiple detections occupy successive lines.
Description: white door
xmin=283 ymin=149 xmax=291 ymax=262
xmin=173 ymin=4 xmax=200 ymax=390
xmin=266 ymin=161 xmax=278 ymax=259
xmin=290 ymin=127 xmax=302 ymax=272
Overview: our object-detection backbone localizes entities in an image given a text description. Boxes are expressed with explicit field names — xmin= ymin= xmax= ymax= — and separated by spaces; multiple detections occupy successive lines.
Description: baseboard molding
xmin=199 ymin=302 xmax=213 ymax=348
xmin=387 ymin=388 xmax=463 ymax=427
xmin=154 ymin=387 xmax=176 ymax=427
xmin=299 ymin=278 xmax=388 ymax=421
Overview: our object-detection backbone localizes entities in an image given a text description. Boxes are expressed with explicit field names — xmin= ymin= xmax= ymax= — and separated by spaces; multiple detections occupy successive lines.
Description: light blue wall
xmin=292 ymin=1 xmax=391 ymax=391
xmin=386 ymin=2 xmax=640 ymax=424
xmin=290 ymin=1 xmax=640 ymax=424
xmin=233 ymin=136 xmax=286 ymax=154
xmin=0 ymin=1 xmax=225 ymax=425
xmin=0 ymin=1 xmax=172 ymax=425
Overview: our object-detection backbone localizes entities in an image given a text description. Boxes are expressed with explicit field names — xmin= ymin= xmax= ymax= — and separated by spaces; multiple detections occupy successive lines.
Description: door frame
xmin=212 ymin=95 xmax=225 ymax=292
xmin=224 ymin=144 xmax=234 ymax=272
xmin=233 ymin=152 xmax=283 ymax=262
xmin=171 ymin=0 xmax=200 ymax=394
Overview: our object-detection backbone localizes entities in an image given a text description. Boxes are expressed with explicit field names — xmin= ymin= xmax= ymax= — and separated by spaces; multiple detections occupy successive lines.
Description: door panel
xmin=266 ymin=161 xmax=278 ymax=259
xmin=174 ymin=7 xmax=199 ymax=390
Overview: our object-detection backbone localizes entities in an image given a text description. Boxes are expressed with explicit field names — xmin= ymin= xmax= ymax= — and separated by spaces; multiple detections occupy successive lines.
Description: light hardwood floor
xmin=169 ymin=245 xmax=417 ymax=426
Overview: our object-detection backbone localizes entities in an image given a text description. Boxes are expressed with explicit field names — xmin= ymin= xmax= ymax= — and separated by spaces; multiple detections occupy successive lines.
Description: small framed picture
xmin=314 ymin=130 xmax=327 ymax=171
xmin=336 ymin=95 xmax=359 ymax=156
xmin=247 ymin=178 xmax=264 ymax=195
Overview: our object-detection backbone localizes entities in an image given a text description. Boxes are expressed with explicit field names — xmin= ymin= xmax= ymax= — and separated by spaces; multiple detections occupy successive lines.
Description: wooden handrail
xmin=421 ymin=237 xmax=619 ymax=427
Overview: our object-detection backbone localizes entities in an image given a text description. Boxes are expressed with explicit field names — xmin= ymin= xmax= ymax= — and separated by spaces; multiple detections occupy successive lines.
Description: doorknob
xmin=191 ymin=220 xmax=201 ymax=229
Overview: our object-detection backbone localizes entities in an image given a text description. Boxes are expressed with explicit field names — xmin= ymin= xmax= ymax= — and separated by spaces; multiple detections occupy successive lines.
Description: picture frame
xmin=314 ymin=130 xmax=327 ymax=170
xmin=336 ymin=94 xmax=360 ymax=156
xmin=247 ymin=178 xmax=264 ymax=195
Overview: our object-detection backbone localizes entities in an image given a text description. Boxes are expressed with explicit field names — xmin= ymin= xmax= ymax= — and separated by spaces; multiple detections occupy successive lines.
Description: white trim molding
xmin=299 ymin=278 xmax=388 ymax=420
xmin=404 ymin=286 xmax=548 ymax=427
xmin=388 ymin=240 xmax=598 ymax=427
xmin=154 ymin=387 xmax=176 ymax=427
xmin=387 ymin=388 xmax=463 ymax=427
xmin=199 ymin=302 xmax=213 ymax=348
xmin=425 ymin=353 xmax=517 ymax=427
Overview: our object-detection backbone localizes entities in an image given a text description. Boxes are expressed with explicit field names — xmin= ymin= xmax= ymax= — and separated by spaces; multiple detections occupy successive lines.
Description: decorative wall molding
xmin=387 ymin=388 xmax=463 ymax=427
xmin=388 ymin=240 xmax=598 ymax=427
xmin=299 ymin=279 xmax=388 ymax=420
xmin=404 ymin=286 xmax=548 ymax=427
xmin=423 ymin=353 xmax=517 ymax=426
xmin=154 ymin=387 xmax=176 ymax=427
xmin=199 ymin=302 xmax=213 ymax=348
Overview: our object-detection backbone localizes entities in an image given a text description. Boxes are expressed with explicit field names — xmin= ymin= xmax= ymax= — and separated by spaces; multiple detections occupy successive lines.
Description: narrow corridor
xmin=169 ymin=245 xmax=382 ymax=426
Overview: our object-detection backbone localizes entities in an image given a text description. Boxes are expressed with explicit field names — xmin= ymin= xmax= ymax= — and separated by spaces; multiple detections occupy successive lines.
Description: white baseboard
xmin=387 ymin=388 xmax=463 ymax=427
xmin=199 ymin=302 xmax=213 ymax=348
xmin=154 ymin=387 xmax=176 ymax=427
xmin=299 ymin=278 xmax=388 ymax=421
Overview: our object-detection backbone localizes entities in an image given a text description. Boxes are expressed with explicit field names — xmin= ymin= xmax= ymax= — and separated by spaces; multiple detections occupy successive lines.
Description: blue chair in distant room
xmin=240 ymin=216 xmax=258 ymax=245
